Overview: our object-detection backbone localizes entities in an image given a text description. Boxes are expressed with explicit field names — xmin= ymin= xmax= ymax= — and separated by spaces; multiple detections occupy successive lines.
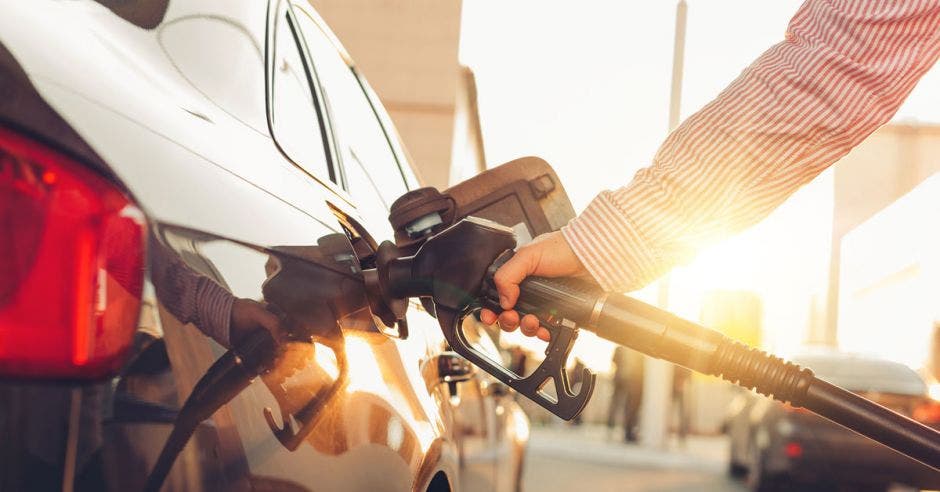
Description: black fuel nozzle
xmin=508 ymin=271 xmax=940 ymax=472
xmin=364 ymin=217 xmax=597 ymax=420
xmin=365 ymin=217 xmax=940 ymax=472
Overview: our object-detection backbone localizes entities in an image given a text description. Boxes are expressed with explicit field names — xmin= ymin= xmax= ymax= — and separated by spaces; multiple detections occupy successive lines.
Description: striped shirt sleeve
xmin=150 ymin=237 xmax=235 ymax=348
xmin=563 ymin=0 xmax=940 ymax=292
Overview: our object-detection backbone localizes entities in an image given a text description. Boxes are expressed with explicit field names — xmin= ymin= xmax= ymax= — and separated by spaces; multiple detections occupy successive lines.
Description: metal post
xmin=668 ymin=0 xmax=687 ymax=133
xmin=640 ymin=0 xmax=687 ymax=449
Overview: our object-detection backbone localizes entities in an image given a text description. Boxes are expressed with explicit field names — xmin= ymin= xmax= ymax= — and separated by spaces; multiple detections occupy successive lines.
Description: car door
xmin=453 ymin=322 xmax=504 ymax=491
xmin=455 ymin=320 xmax=530 ymax=492
xmin=283 ymin=2 xmax=473 ymax=488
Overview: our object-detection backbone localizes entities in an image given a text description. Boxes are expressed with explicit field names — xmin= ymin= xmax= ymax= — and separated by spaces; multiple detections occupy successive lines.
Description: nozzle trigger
xmin=437 ymin=306 xmax=595 ymax=420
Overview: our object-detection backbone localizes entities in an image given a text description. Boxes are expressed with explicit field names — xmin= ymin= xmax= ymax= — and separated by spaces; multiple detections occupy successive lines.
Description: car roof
xmin=792 ymin=353 xmax=927 ymax=396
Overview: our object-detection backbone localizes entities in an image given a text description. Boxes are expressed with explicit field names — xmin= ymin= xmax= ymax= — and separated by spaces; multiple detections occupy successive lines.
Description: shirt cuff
xmin=561 ymin=191 xmax=661 ymax=292
xmin=194 ymin=278 xmax=235 ymax=348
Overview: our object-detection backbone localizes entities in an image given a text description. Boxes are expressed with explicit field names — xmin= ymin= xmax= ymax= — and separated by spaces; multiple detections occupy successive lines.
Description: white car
xmin=0 ymin=1 xmax=527 ymax=490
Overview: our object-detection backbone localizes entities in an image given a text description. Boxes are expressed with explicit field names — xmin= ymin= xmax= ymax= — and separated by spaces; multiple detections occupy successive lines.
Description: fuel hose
xmin=498 ymin=272 xmax=940 ymax=472
xmin=143 ymin=329 xmax=277 ymax=492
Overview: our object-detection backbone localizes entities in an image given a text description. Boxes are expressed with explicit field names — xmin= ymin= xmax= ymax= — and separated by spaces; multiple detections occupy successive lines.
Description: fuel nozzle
xmin=365 ymin=217 xmax=940 ymax=471
xmin=364 ymin=217 xmax=597 ymax=419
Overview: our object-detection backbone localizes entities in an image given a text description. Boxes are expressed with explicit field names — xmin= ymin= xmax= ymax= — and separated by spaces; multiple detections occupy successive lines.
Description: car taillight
xmin=784 ymin=441 xmax=803 ymax=459
xmin=0 ymin=127 xmax=144 ymax=379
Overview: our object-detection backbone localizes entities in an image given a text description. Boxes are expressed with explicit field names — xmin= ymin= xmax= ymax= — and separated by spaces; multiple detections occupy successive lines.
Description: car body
xmin=726 ymin=351 xmax=940 ymax=491
xmin=0 ymin=1 xmax=527 ymax=491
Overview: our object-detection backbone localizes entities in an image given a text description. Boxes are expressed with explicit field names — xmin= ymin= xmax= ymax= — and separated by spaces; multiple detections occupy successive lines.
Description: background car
xmin=0 ymin=0 xmax=527 ymax=490
xmin=726 ymin=351 xmax=940 ymax=491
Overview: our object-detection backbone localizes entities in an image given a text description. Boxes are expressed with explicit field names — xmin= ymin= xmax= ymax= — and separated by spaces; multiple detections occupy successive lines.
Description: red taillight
xmin=784 ymin=442 xmax=803 ymax=459
xmin=0 ymin=127 xmax=144 ymax=379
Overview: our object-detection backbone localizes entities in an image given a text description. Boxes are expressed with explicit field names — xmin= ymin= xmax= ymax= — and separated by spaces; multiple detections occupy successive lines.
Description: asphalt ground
xmin=523 ymin=425 xmax=748 ymax=492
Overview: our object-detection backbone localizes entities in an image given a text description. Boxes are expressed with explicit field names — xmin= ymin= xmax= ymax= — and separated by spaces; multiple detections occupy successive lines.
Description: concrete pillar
xmin=639 ymin=358 xmax=674 ymax=448
xmin=640 ymin=0 xmax=686 ymax=450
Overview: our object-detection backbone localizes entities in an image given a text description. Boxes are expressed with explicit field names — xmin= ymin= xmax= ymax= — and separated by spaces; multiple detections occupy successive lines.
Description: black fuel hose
xmin=143 ymin=329 xmax=276 ymax=492
xmin=506 ymin=274 xmax=940 ymax=472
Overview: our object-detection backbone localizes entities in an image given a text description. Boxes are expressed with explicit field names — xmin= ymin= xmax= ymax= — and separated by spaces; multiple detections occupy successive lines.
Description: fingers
xmin=479 ymin=308 xmax=517 ymax=331
xmin=244 ymin=302 xmax=284 ymax=341
xmin=478 ymin=308 xmax=553 ymax=341
xmin=493 ymin=250 xmax=535 ymax=310
xmin=478 ymin=230 xmax=584 ymax=343
xmin=497 ymin=310 xmax=520 ymax=331
xmin=537 ymin=327 xmax=551 ymax=342
xmin=230 ymin=299 xmax=284 ymax=345
xmin=519 ymin=314 xmax=540 ymax=337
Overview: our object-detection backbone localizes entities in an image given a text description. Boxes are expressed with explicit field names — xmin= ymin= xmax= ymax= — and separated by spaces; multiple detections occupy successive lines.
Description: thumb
xmin=493 ymin=249 xmax=537 ymax=309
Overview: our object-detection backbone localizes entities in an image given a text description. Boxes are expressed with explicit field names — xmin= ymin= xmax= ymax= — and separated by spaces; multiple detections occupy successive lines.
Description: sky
xmin=459 ymin=1 xmax=940 ymax=370
xmin=461 ymin=1 xmax=799 ymax=210
xmin=461 ymin=0 xmax=940 ymax=209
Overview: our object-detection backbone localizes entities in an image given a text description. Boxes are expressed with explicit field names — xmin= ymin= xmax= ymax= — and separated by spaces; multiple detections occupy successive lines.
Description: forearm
xmin=565 ymin=0 xmax=940 ymax=292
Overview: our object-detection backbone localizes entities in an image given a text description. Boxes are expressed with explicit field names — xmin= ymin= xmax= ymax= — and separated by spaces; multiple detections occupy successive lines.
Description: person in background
xmin=509 ymin=345 xmax=529 ymax=380
xmin=671 ymin=365 xmax=692 ymax=444
xmin=607 ymin=346 xmax=644 ymax=442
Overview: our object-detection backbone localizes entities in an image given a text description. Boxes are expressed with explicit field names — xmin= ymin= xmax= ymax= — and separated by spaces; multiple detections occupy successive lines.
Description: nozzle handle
xmin=506 ymin=272 xmax=813 ymax=401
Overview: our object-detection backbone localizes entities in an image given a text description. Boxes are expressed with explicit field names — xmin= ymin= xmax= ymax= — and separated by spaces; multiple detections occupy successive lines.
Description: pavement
xmin=523 ymin=424 xmax=747 ymax=492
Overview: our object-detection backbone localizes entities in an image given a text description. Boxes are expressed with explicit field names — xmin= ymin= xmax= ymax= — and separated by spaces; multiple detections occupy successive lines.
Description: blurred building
xmin=837 ymin=172 xmax=940 ymax=373
xmin=823 ymin=123 xmax=940 ymax=346
xmin=700 ymin=291 xmax=763 ymax=348
xmin=449 ymin=66 xmax=487 ymax=183
xmin=691 ymin=291 xmax=763 ymax=434
xmin=308 ymin=0 xmax=485 ymax=189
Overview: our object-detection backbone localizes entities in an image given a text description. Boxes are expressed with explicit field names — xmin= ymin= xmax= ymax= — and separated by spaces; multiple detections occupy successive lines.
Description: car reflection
xmin=146 ymin=224 xmax=446 ymax=491
xmin=152 ymin=225 xmax=367 ymax=451
xmin=255 ymin=236 xmax=362 ymax=451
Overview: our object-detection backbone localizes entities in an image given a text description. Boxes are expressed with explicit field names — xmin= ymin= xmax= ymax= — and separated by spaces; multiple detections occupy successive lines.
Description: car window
xmin=291 ymin=8 xmax=408 ymax=235
xmin=270 ymin=7 xmax=333 ymax=182
xmin=160 ymin=16 xmax=267 ymax=133
xmin=358 ymin=77 xmax=422 ymax=190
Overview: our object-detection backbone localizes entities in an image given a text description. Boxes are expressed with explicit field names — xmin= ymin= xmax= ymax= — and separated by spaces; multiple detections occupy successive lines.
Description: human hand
xmin=479 ymin=231 xmax=587 ymax=341
xmin=229 ymin=298 xmax=283 ymax=347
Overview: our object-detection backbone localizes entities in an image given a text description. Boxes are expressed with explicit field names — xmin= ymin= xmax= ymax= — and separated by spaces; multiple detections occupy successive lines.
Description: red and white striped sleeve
xmin=562 ymin=0 xmax=940 ymax=292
